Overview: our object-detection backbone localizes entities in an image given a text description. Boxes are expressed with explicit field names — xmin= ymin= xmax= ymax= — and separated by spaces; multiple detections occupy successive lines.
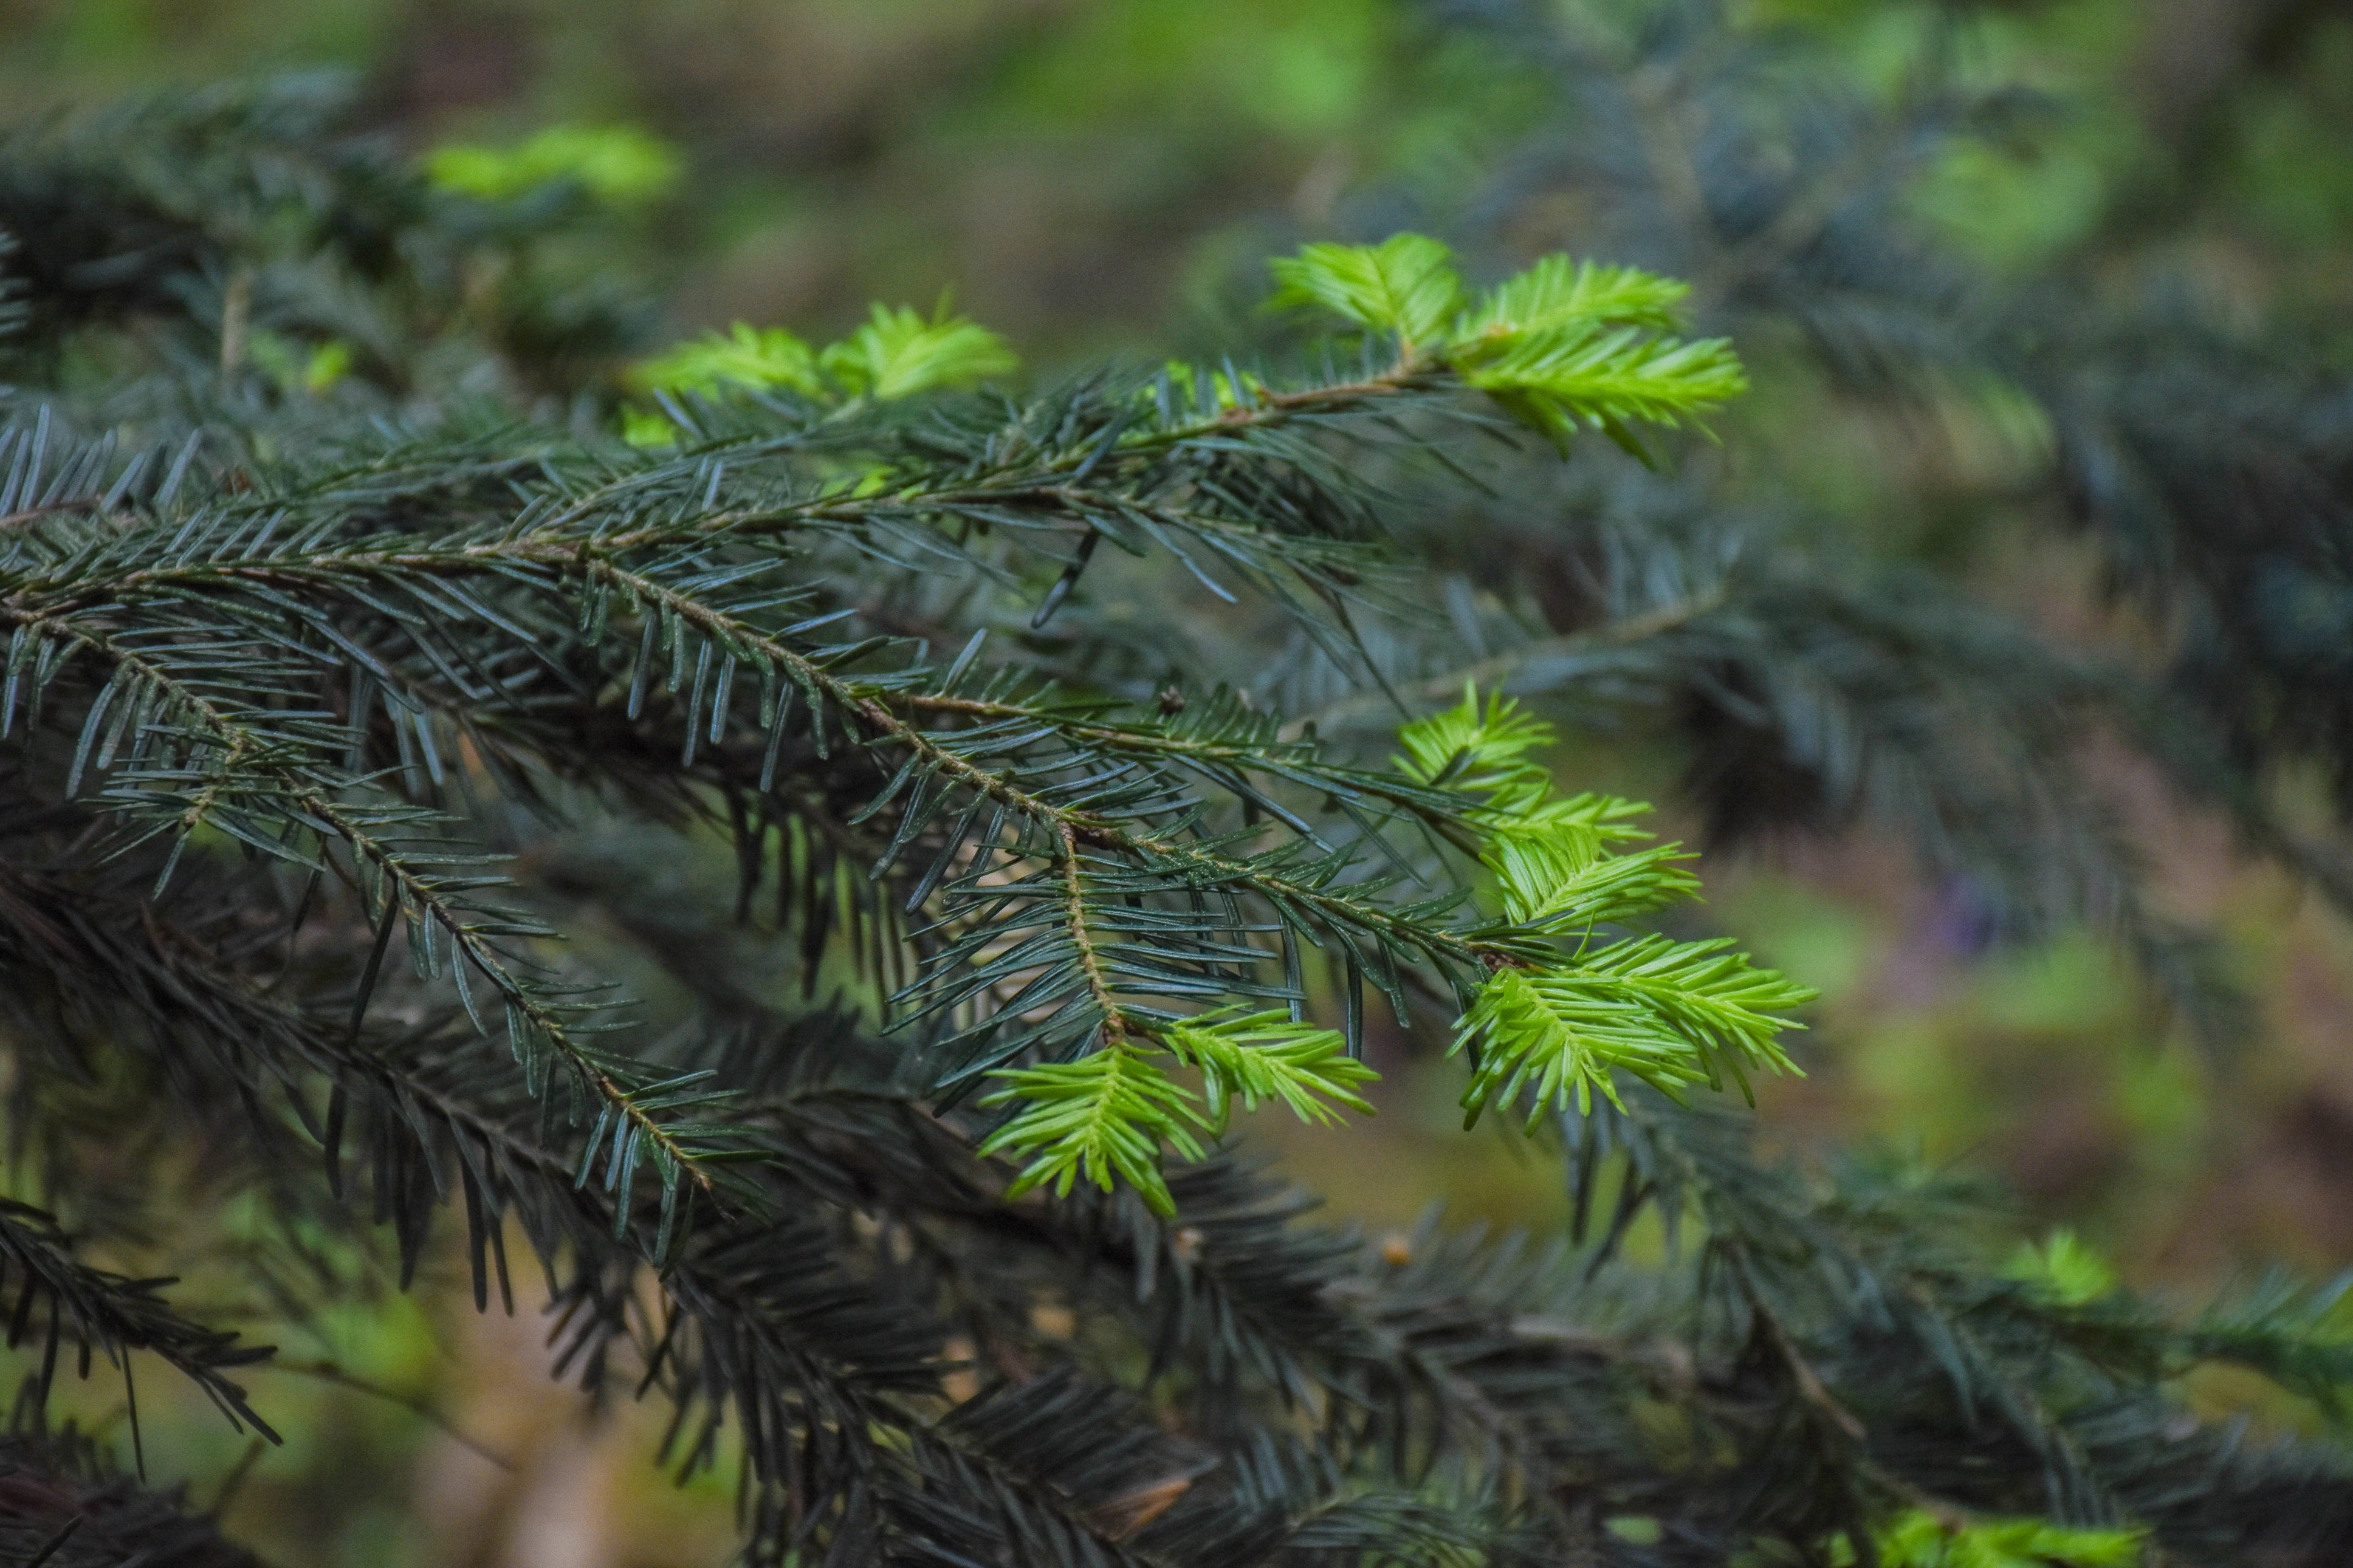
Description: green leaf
xmin=1393 ymin=683 xmax=1554 ymax=795
xmin=2004 ymin=1229 xmax=2118 ymax=1307
xmin=424 ymin=123 xmax=679 ymax=205
xmin=1453 ymin=938 xmax=1807 ymax=1126
xmin=1481 ymin=807 xmax=1697 ymax=928
xmin=1577 ymin=933 xmax=1813 ymax=1075
xmin=632 ymin=323 xmax=822 ymax=398
xmin=246 ymin=330 xmax=354 ymax=397
xmin=1268 ymin=233 xmax=1465 ymax=351
xmin=1259 ymin=233 xmax=1743 ymax=453
xmin=978 ymin=1047 xmax=1206 ymax=1216
xmin=1463 ymin=256 xmax=1691 ymax=341
xmin=1453 ymin=964 xmax=1707 ymax=1125
xmin=1853 ymin=1510 xmax=2145 ymax=1568
xmin=302 ymin=339 xmax=354 ymax=394
xmin=819 ymin=303 xmax=1018 ymax=399
xmin=620 ymin=404 xmax=682 ymax=447
xmin=626 ymin=305 xmax=1014 ymax=422
xmin=1161 ymin=1008 xmax=1378 ymax=1132
xmin=1460 ymin=326 xmax=1747 ymax=453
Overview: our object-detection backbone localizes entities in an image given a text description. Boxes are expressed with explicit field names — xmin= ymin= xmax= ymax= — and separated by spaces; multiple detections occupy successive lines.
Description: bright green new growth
xmin=2005 ymin=1227 xmax=2121 ymax=1307
xmin=1840 ymin=1510 xmax=2145 ymax=1568
xmin=626 ymin=304 xmax=1019 ymax=443
xmin=978 ymin=1010 xmax=1372 ymax=1215
xmin=630 ymin=324 xmax=823 ymax=399
xmin=957 ymin=235 xmax=1785 ymax=1211
xmin=629 ymin=233 xmax=1728 ymax=460
xmin=246 ymin=330 xmax=353 ymax=396
xmin=1464 ymin=255 xmax=1692 ymax=335
xmin=1163 ymin=1010 xmax=1379 ymax=1131
xmin=425 ymin=123 xmax=681 ymax=205
xmin=1480 ymin=804 xmax=1699 ymax=927
xmin=818 ymin=302 xmax=1020 ymax=400
xmin=982 ymin=684 xmax=1808 ymax=1213
xmin=10 ymin=73 xmax=2352 ymax=1568
xmin=1391 ymin=682 xmax=1556 ymax=800
xmin=1400 ymin=686 xmax=1811 ymax=1125
xmin=977 ymin=1048 xmax=1209 ymax=1215
xmin=1268 ymin=234 xmax=1747 ymax=454
xmin=1269 ymin=233 xmax=1466 ymax=353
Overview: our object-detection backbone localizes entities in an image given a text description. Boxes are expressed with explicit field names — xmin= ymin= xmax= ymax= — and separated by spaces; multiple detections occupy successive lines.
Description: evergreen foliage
xmin=0 ymin=1416 xmax=263 ymax=1567
xmin=1 ymin=63 xmax=2351 ymax=1568
xmin=1230 ymin=0 xmax=2353 ymax=1050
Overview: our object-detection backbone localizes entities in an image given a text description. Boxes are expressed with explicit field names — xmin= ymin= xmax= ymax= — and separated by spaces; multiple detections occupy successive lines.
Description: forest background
xmin=2 ymin=0 xmax=2351 ymax=1562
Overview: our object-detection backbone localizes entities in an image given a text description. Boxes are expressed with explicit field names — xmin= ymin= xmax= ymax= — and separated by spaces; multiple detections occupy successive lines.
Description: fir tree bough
xmin=1 ymin=76 xmax=2351 ymax=1567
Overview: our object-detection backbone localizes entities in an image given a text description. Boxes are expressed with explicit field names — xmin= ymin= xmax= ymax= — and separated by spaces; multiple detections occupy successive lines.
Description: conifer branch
xmin=5 ymin=70 xmax=2349 ymax=1564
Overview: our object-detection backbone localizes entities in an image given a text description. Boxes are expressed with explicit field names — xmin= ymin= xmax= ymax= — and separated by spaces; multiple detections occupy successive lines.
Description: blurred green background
xmin=5 ymin=0 xmax=2351 ymax=1561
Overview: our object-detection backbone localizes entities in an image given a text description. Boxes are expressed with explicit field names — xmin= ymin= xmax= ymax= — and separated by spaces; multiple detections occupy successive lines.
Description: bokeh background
xmin=4 ymin=0 xmax=2351 ymax=1561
